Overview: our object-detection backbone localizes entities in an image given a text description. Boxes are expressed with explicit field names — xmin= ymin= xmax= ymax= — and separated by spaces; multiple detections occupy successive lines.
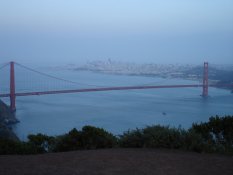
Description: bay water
xmin=2 ymin=70 xmax=233 ymax=140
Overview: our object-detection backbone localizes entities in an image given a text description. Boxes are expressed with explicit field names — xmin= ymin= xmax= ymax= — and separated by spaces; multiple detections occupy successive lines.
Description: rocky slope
xmin=0 ymin=100 xmax=19 ymax=141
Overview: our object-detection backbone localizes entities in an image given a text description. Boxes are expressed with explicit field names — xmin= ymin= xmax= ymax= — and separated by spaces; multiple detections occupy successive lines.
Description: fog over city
xmin=0 ymin=0 xmax=233 ymax=66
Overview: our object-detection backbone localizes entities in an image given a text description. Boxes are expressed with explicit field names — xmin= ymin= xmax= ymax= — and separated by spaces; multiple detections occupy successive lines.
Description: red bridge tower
xmin=202 ymin=62 xmax=208 ymax=97
xmin=10 ymin=61 xmax=16 ymax=111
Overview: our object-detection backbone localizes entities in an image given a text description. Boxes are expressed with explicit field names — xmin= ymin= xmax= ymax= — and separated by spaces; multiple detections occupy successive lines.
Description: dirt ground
xmin=0 ymin=148 xmax=232 ymax=175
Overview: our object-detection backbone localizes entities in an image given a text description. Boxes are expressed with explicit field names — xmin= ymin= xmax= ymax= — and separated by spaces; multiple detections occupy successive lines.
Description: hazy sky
xmin=0 ymin=0 xmax=233 ymax=65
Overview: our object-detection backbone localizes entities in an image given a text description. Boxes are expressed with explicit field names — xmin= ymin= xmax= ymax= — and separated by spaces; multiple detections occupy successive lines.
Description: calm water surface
xmin=2 ymin=70 xmax=233 ymax=140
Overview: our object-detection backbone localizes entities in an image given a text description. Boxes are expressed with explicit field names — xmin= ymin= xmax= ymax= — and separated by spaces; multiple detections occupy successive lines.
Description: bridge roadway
xmin=0 ymin=84 xmax=233 ymax=98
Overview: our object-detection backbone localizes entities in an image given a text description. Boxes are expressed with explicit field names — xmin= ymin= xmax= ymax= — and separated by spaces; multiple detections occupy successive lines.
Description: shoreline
xmin=74 ymin=69 xmax=233 ymax=92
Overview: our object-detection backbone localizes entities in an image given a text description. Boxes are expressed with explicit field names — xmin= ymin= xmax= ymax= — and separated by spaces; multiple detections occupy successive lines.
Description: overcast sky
xmin=0 ymin=0 xmax=233 ymax=65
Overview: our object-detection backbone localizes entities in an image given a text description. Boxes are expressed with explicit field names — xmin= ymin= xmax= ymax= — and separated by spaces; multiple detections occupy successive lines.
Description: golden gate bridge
xmin=0 ymin=61 xmax=232 ymax=112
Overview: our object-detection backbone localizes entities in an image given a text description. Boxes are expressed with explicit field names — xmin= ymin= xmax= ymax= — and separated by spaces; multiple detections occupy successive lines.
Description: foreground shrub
xmin=120 ymin=116 xmax=233 ymax=154
xmin=80 ymin=126 xmax=117 ymax=149
xmin=119 ymin=128 xmax=144 ymax=148
xmin=0 ymin=116 xmax=232 ymax=155
xmin=54 ymin=126 xmax=117 ymax=152
xmin=184 ymin=129 xmax=206 ymax=153
xmin=142 ymin=125 xmax=186 ymax=149
xmin=54 ymin=128 xmax=82 ymax=152
xmin=28 ymin=134 xmax=56 ymax=153
xmin=120 ymin=126 xmax=186 ymax=149
xmin=191 ymin=115 xmax=233 ymax=153
xmin=0 ymin=138 xmax=42 ymax=155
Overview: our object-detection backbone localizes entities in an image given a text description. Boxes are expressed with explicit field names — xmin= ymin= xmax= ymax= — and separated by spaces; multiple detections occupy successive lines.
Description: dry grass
xmin=0 ymin=148 xmax=233 ymax=175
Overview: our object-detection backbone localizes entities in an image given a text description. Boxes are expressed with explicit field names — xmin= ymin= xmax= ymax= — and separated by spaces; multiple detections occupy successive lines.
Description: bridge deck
xmin=0 ymin=84 xmax=232 ymax=97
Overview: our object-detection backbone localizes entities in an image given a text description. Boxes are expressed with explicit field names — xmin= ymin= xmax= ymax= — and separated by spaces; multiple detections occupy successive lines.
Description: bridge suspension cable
xmin=14 ymin=62 xmax=175 ymax=88
xmin=0 ymin=62 xmax=10 ymax=70
xmin=14 ymin=62 xmax=105 ymax=88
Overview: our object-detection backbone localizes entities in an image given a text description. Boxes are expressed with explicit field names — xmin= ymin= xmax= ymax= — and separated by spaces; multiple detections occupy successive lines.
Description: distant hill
xmin=183 ymin=66 xmax=233 ymax=81
xmin=73 ymin=60 xmax=233 ymax=85
xmin=183 ymin=66 xmax=233 ymax=91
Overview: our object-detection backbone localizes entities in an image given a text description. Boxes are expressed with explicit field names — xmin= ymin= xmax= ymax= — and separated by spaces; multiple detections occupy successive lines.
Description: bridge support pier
xmin=10 ymin=61 xmax=16 ymax=112
xmin=202 ymin=62 xmax=208 ymax=97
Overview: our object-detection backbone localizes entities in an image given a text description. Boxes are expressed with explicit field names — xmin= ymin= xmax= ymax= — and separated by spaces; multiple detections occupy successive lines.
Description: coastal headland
xmin=0 ymin=100 xmax=19 ymax=141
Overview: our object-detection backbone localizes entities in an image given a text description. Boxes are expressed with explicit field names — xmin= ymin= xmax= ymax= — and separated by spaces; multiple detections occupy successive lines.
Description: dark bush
xmin=80 ymin=126 xmax=117 ymax=149
xmin=191 ymin=115 xmax=233 ymax=153
xmin=184 ymin=129 xmax=206 ymax=153
xmin=119 ymin=118 xmax=233 ymax=154
xmin=54 ymin=128 xmax=82 ymax=152
xmin=1 ymin=116 xmax=233 ymax=155
xmin=142 ymin=125 xmax=186 ymax=149
xmin=120 ymin=126 xmax=186 ymax=149
xmin=54 ymin=126 xmax=117 ymax=152
xmin=119 ymin=128 xmax=144 ymax=148
xmin=0 ymin=138 xmax=42 ymax=155
xmin=28 ymin=133 xmax=56 ymax=152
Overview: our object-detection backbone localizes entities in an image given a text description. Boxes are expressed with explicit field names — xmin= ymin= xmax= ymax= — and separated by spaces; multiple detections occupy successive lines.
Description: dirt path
xmin=0 ymin=148 xmax=232 ymax=175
